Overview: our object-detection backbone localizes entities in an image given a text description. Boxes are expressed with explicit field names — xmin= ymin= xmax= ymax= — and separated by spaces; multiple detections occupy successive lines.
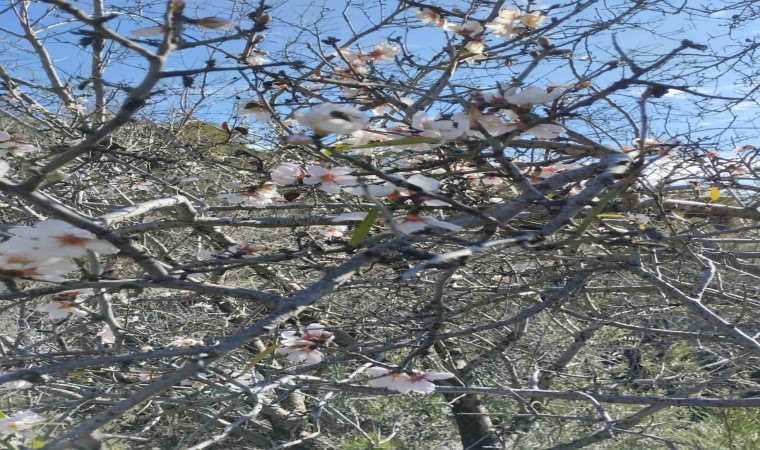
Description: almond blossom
xmin=318 ymin=225 xmax=348 ymax=238
xmin=303 ymin=165 xmax=358 ymax=193
xmin=1 ymin=379 xmax=33 ymax=390
xmin=270 ymin=163 xmax=304 ymax=185
xmin=485 ymin=8 xmax=521 ymax=38
xmin=218 ymin=183 xmax=279 ymax=207
xmin=169 ymin=338 xmax=205 ymax=347
xmin=365 ymin=43 xmax=400 ymax=62
xmin=0 ymin=142 xmax=40 ymax=157
xmin=0 ymin=131 xmax=11 ymax=142
xmin=275 ymin=324 xmax=334 ymax=364
xmin=366 ymin=367 xmax=455 ymax=394
xmin=417 ymin=8 xmax=446 ymax=27
xmin=95 ymin=323 xmax=117 ymax=344
xmin=294 ymin=103 xmax=369 ymax=135
xmin=228 ymin=243 xmax=268 ymax=258
xmin=0 ymin=410 xmax=46 ymax=436
xmin=443 ymin=20 xmax=484 ymax=36
xmin=523 ymin=123 xmax=565 ymax=140
xmin=502 ymin=85 xmax=564 ymax=106
xmin=393 ymin=215 xmax=463 ymax=235
xmin=7 ymin=219 xmax=119 ymax=258
xmin=520 ymin=11 xmax=547 ymax=28
xmin=0 ymin=160 xmax=9 ymax=178
xmin=411 ymin=111 xmax=470 ymax=141
xmin=237 ymin=100 xmax=272 ymax=121
xmin=0 ymin=250 xmax=76 ymax=281
xmin=36 ymin=299 xmax=87 ymax=321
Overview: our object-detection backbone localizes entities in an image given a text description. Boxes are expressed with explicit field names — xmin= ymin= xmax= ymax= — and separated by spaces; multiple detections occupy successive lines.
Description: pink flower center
xmin=56 ymin=234 xmax=89 ymax=246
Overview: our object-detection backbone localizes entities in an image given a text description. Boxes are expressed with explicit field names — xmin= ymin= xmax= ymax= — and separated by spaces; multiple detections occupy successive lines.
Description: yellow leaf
xmin=709 ymin=186 xmax=721 ymax=201
xmin=30 ymin=438 xmax=46 ymax=449
xmin=242 ymin=343 xmax=279 ymax=373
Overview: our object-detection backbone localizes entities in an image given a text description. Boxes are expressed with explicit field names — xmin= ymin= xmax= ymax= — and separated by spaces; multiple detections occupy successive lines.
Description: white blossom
xmin=303 ymin=166 xmax=358 ymax=193
xmin=366 ymin=367 xmax=455 ymax=394
xmin=271 ymin=163 xmax=303 ymax=185
xmin=393 ymin=215 xmax=463 ymax=235
xmin=294 ymin=103 xmax=369 ymax=135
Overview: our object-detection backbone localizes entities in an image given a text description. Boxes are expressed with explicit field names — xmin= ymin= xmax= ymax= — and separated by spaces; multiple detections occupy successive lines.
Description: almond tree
xmin=0 ymin=0 xmax=759 ymax=448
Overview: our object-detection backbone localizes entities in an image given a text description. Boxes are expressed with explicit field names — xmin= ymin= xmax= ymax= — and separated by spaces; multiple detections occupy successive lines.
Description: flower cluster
xmin=0 ymin=220 xmax=118 ymax=282
xmin=366 ymin=367 xmax=455 ymax=394
xmin=0 ymin=131 xmax=40 ymax=158
xmin=35 ymin=289 xmax=93 ymax=321
xmin=0 ymin=410 xmax=46 ymax=443
xmin=218 ymin=182 xmax=279 ymax=207
xmin=275 ymin=324 xmax=334 ymax=364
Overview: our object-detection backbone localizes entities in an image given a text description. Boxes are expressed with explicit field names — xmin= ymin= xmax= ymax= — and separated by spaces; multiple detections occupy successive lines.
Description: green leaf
xmin=349 ymin=208 xmax=380 ymax=246
xmin=242 ymin=343 xmax=279 ymax=374
xmin=334 ymin=136 xmax=439 ymax=151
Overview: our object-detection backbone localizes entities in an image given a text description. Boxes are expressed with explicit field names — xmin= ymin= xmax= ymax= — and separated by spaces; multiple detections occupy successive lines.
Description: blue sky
xmin=0 ymin=0 xmax=758 ymax=150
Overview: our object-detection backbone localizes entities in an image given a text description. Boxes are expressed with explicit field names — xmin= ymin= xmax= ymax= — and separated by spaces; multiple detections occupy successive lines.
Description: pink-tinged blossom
xmin=95 ymin=323 xmax=117 ymax=344
xmin=1 ymin=379 xmax=33 ymax=390
xmin=294 ymin=103 xmax=369 ymax=135
xmin=276 ymin=324 xmax=334 ymax=364
xmin=536 ymin=161 xmax=580 ymax=178
xmin=271 ymin=163 xmax=304 ymax=185
xmin=237 ymin=100 xmax=272 ymax=121
xmin=36 ymin=300 xmax=87 ymax=321
xmin=218 ymin=183 xmax=279 ymax=207
xmin=8 ymin=219 xmax=119 ymax=258
xmin=0 ymin=143 xmax=40 ymax=157
xmin=394 ymin=215 xmax=463 ymax=235
xmin=228 ymin=243 xmax=268 ymax=258
xmin=0 ymin=410 xmax=46 ymax=436
xmin=0 ymin=250 xmax=76 ymax=281
xmin=0 ymin=160 xmax=9 ymax=178
xmin=469 ymin=112 xmax=520 ymax=138
xmin=520 ymin=11 xmax=547 ymax=28
xmin=303 ymin=166 xmax=358 ymax=193
xmin=340 ymin=129 xmax=388 ymax=146
xmin=365 ymin=43 xmax=399 ymax=62
xmin=169 ymin=338 xmax=205 ymax=348
xmin=417 ymin=8 xmax=446 ymax=27
xmin=502 ymin=85 xmax=564 ymax=106
xmin=318 ymin=225 xmax=348 ymax=238
xmin=366 ymin=367 xmax=455 ymax=394
xmin=443 ymin=20 xmax=484 ymax=36
xmin=0 ymin=131 xmax=11 ymax=142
